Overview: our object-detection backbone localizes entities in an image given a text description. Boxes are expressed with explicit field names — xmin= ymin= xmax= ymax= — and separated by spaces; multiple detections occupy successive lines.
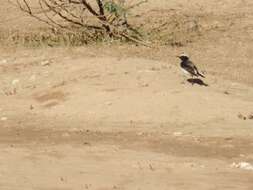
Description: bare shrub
xmin=11 ymin=0 xmax=149 ymax=45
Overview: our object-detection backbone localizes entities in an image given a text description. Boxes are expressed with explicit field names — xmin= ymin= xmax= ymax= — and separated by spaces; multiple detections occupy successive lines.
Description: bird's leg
xmin=191 ymin=75 xmax=194 ymax=85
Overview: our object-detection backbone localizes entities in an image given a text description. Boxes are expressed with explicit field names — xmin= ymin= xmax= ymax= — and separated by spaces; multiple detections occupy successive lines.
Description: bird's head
xmin=177 ymin=53 xmax=189 ymax=61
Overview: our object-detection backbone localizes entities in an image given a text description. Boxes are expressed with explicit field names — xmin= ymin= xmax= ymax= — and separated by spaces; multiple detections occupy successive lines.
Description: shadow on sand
xmin=187 ymin=78 xmax=209 ymax=86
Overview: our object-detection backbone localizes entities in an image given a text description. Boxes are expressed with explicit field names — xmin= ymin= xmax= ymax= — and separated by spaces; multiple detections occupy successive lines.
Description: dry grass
xmin=0 ymin=9 xmax=233 ymax=48
xmin=0 ymin=28 xmax=111 ymax=47
xmin=0 ymin=19 xmax=201 ymax=48
xmin=0 ymin=1 xmax=208 ymax=48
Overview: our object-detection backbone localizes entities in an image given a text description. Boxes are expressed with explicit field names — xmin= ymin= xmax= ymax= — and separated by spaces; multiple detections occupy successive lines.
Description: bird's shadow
xmin=187 ymin=78 xmax=209 ymax=86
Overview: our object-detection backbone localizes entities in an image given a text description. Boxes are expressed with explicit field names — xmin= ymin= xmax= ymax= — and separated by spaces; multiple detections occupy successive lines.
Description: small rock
xmin=238 ymin=113 xmax=247 ymax=120
xmin=224 ymin=137 xmax=233 ymax=141
xmin=1 ymin=117 xmax=8 ymax=121
xmin=13 ymin=88 xmax=17 ymax=95
xmin=231 ymin=162 xmax=253 ymax=171
xmin=83 ymin=142 xmax=91 ymax=146
xmin=150 ymin=67 xmax=160 ymax=71
xmin=224 ymin=91 xmax=230 ymax=95
xmin=173 ymin=132 xmax=183 ymax=136
xmin=30 ymin=105 xmax=34 ymax=110
xmin=105 ymin=101 xmax=112 ymax=106
xmin=140 ymin=83 xmax=149 ymax=87
xmin=149 ymin=164 xmax=155 ymax=171
xmin=137 ymin=132 xmax=145 ymax=136
xmin=189 ymin=163 xmax=196 ymax=168
xmin=193 ymin=137 xmax=201 ymax=143
xmin=85 ymin=184 xmax=92 ymax=189
xmin=12 ymin=79 xmax=20 ymax=86
xmin=41 ymin=60 xmax=50 ymax=66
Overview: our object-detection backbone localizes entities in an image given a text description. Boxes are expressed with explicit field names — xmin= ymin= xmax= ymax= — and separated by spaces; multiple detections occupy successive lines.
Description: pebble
xmin=141 ymin=83 xmax=149 ymax=87
xmin=12 ymin=79 xmax=20 ymax=86
xmin=137 ymin=132 xmax=145 ymax=136
xmin=173 ymin=132 xmax=183 ymax=137
xmin=224 ymin=91 xmax=230 ymax=95
xmin=231 ymin=162 xmax=253 ymax=171
xmin=41 ymin=60 xmax=50 ymax=66
xmin=238 ymin=113 xmax=247 ymax=120
xmin=105 ymin=101 xmax=112 ymax=106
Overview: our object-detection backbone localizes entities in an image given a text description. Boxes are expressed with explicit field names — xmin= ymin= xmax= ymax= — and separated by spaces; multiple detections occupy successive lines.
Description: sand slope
xmin=1 ymin=48 xmax=253 ymax=190
xmin=1 ymin=0 xmax=253 ymax=189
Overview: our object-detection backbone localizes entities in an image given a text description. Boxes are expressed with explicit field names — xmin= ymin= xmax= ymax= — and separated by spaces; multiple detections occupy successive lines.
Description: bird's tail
xmin=197 ymin=71 xmax=205 ymax=78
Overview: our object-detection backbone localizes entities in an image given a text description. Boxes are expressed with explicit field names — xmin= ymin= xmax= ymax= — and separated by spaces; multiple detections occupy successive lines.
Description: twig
xmin=14 ymin=0 xmax=151 ymax=46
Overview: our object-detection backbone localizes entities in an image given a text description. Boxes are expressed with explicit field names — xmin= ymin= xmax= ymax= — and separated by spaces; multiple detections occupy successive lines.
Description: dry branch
xmin=13 ymin=0 xmax=150 ymax=46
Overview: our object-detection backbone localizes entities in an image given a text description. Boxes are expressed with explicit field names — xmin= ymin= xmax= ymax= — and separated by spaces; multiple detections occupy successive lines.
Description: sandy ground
xmin=1 ymin=0 xmax=253 ymax=190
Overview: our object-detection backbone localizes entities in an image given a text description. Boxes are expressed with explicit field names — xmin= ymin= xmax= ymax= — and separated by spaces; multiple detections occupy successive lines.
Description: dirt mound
xmin=1 ymin=1 xmax=253 ymax=190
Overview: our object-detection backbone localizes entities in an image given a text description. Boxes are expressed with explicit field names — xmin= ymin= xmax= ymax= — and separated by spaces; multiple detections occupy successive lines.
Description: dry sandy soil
xmin=1 ymin=0 xmax=253 ymax=190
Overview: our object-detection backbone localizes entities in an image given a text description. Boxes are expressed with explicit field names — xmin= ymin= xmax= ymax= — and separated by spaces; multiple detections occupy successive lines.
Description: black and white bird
xmin=177 ymin=53 xmax=205 ymax=79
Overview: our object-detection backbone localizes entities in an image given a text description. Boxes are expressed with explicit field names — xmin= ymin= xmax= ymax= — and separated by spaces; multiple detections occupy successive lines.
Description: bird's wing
xmin=189 ymin=61 xmax=205 ymax=78
xmin=184 ymin=61 xmax=198 ymax=76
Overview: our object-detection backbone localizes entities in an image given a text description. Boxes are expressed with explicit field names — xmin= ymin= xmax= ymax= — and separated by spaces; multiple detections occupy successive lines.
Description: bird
xmin=177 ymin=53 xmax=205 ymax=80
